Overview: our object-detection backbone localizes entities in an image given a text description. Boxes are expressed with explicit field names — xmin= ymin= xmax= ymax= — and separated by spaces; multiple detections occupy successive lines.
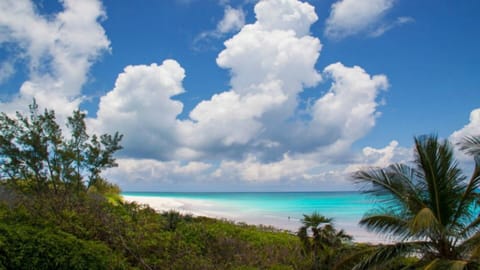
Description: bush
xmin=0 ymin=223 xmax=126 ymax=269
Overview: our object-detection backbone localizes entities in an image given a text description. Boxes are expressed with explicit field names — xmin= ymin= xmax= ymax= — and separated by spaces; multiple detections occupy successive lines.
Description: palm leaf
xmin=460 ymin=215 xmax=480 ymax=240
xmin=301 ymin=211 xmax=332 ymax=229
xmin=360 ymin=214 xmax=410 ymax=238
xmin=388 ymin=163 xmax=426 ymax=211
xmin=459 ymin=136 xmax=480 ymax=157
xmin=451 ymin=156 xmax=480 ymax=233
xmin=352 ymin=134 xmax=480 ymax=267
xmin=457 ymin=231 xmax=480 ymax=257
xmin=352 ymin=242 xmax=424 ymax=270
xmin=414 ymin=135 xmax=464 ymax=227
xmin=353 ymin=165 xmax=423 ymax=213
xmin=410 ymin=207 xmax=441 ymax=236
xmin=424 ymin=258 xmax=469 ymax=270
xmin=336 ymin=229 xmax=353 ymax=242
xmin=332 ymin=245 xmax=378 ymax=270
xmin=469 ymin=243 xmax=480 ymax=260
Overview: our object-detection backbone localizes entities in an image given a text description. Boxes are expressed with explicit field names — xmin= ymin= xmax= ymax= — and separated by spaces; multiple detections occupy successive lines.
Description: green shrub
xmin=0 ymin=223 xmax=126 ymax=270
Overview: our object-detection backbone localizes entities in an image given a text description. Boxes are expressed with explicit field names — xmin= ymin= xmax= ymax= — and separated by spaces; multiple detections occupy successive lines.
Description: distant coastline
xmin=123 ymin=191 xmax=387 ymax=243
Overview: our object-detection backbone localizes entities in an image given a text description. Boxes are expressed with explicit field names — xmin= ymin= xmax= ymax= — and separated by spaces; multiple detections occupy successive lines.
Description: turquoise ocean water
xmin=122 ymin=191 xmax=383 ymax=242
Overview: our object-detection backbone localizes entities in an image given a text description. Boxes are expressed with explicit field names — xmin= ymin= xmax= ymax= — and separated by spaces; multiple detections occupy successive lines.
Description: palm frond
xmin=414 ymin=135 xmax=465 ymax=227
xmin=352 ymin=134 xmax=480 ymax=267
xmin=301 ymin=211 xmax=332 ymax=229
xmin=352 ymin=242 xmax=423 ymax=270
xmin=459 ymin=136 xmax=480 ymax=157
xmin=353 ymin=165 xmax=422 ymax=212
xmin=410 ymin=207 xmax=441 ymax=236
xmin=336 ymin=229 xmax=353 ymax=242
xmin=359 ymin=214 xmax=411 ymax=239
xmin=332 ymin=245 xmax=378 ymax=270
xmin=388 ymin=163 xmax=426 ymax=211
xmin=424 ymin=258 xmax=469 ymax=270
xmin=457 ymin=231 xmax=480 ymax=257
xmin=469 ymin=244 xmax=480 ymax=261
xmin=471 ymin=156 xmax=480 ymax=185
xmin=451 ymin=157 xmax=480 ymax=233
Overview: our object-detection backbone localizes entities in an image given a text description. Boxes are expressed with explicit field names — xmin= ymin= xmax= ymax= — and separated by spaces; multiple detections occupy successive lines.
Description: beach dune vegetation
xmin=3 ymin=102 xmax=479 ymax=269
xmin=0 ymin=102 xmax=308 ymax=269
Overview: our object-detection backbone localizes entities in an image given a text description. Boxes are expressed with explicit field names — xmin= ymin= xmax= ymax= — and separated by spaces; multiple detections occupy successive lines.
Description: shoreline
xmin=123 ymin=195 xmax=389 ymax=244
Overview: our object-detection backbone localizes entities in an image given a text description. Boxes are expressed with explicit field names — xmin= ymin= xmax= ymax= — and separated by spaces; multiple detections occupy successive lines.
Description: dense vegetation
xmin=0 ymin=103 xmax=331 ymax=269
xmin=0 ymin=189 xmax=311 ymax=269
xmin=1 ymin=103 xmax=479 ymax=269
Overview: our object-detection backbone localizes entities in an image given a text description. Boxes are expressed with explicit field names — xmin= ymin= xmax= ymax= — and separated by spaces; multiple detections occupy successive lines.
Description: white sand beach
xmin=123 ymin=195 xmax=389 ymax=243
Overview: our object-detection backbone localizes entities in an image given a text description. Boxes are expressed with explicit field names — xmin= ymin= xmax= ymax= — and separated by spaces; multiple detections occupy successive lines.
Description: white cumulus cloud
xmin=254 ymin=0 xmax=318 ymax=36
xmin=450 ymin=108 xmax=480 ymax=142
xmin=345 ymin=140 xmax=411 ymax=173
xmin=310 ymin=63 xmax=389 ymax=151
xmin=183 ymin=0 xmax=323 ymax=158
xmin=92 ymin=0 xmax=391 ymax=189
xmin=213 ymin=153 xmax=318 ymax=182
xmin=0 ymin=0 xmax=398 ymax=189
xmin=0 ymin=0 xmax=110 ymax=118
xmin=89 ymin=60 xmax=186 ymax=160
xmin=325 ymin=0 xmax=397 ymax=39
xmin=450 ymin=108 xmax=480 ymax=161
xmin=104 ymin=158 xmax=212 ymax=185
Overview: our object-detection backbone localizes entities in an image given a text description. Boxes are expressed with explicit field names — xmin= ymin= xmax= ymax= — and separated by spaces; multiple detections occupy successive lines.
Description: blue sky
xmin=0 ymin=0 xmax=479 ymax=191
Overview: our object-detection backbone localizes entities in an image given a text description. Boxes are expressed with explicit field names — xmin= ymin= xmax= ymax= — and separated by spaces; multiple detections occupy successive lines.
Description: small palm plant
xmin=352 ymin=135 xmax=480 ymax=269
xmin=162 ymin=210 xmax=182 ymax=231
xmin=298 ymin=212 xmax=352 ymax=270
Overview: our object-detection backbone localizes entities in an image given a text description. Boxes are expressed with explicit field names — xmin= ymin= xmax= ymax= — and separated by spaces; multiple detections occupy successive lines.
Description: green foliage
xmin=352 ymin=134 xmax=480 ymax=269
xmin=0 ymin=187 xmax=312 ymax=270
xmin=297 ymin=212 xmax=352 ymax=270
xmin=162 ymin=210 xmax=183 ymax=231
xmin=0 ymin=102 xmax=435 ymax=270
xmin=0 ymin=100 xmax=123 ymax=195
xmin=0 ymin=223 xmax=126 ymax=270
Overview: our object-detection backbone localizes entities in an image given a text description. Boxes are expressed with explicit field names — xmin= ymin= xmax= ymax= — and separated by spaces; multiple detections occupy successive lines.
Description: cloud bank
xmin=3 ymin=0 xmax=463 ymax=190
xmin=91 ymin=0 xmax=391 ymax=187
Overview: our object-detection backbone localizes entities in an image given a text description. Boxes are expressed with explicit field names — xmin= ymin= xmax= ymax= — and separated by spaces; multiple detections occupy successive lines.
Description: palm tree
xmin=162 ymin=210 xmax=181 ymax=231
xmin=298 ymin=212 xmax=352 ymax=270
xmin=351 ymin=134 xmax=480 ymax=269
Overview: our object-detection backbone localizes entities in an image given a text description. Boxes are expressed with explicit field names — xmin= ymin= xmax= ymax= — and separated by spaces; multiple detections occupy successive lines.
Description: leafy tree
xmin=297 ymin=212 xmax=352 ymax=270
xmin=351 ymin=134 xmax=480 ymax=269
xmin=0 ymin=100 xmax=122 ymax=195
